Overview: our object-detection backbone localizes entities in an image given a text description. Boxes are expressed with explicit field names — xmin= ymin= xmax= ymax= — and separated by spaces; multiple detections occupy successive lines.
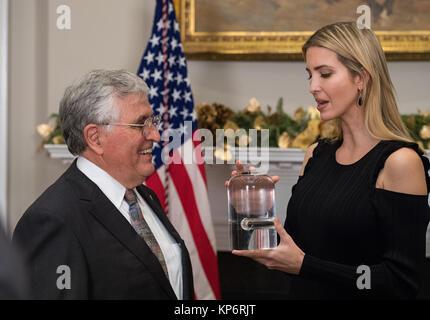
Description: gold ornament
xmin=52 ymin=135 xmax=65 ymax=144
xmin=213 ymin=103 xmax=235 ymax=125
xmin=291 ymin=119 xmax=321 ymax=150
xmin=293 ymin=107 xmax=305 ymax=122
xmin=196 ymin=102 xmax=234 ymax=145
xmin=223 ymin=120 xmax=239 ymax=131
xmin=196 ymin=103 xmax=217 ymax=130
xmin=37 ymin=124 xmax=54 ymax=138
xmin=223 ymin=120 xmax=239 ymax=138
xmin=419 ymin=125 xmax=430 ymax=140
xmin=253 ymin=115 xmax=267 ymax=130
xmin=419 ymin=110 xmax=430 ymax=118
xmin=245 ymin=97 xmax=261 ymax=114
xmin=307 ymin=106 xmax=320 ymax=120
xmin=278 ymin=131 xmax=292 ymax=148
xmin=406 ymin=116 xmax=416 ymax=128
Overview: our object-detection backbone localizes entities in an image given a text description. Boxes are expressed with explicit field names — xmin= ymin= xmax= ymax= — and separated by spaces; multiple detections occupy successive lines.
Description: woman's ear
xmin=83 ymin=124 xmax=104 ymax=155
xmin=355 ymin=68 xmax=370 ymax=90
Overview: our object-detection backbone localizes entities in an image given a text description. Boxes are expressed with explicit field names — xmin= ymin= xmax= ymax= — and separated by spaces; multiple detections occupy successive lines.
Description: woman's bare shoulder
xmin=381 ymin=147 xmax=427 ymax=195
xmin=299 ymin=142 xmax=319 ymax=176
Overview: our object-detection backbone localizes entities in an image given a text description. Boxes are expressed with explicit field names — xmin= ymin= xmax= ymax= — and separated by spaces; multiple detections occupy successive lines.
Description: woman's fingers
xmin=232 ymin=249 xmax=272 ymax=259
xmin=235 ymin=160 xmax=245 ymax=173
xmin=271 ymin=176 xmax=280 ymax=184
xmin=227 ymin=161 xmax=282 ymax=187
xmin=226 ymin=161 xmax=244 ymax=187
xmin=273 ymin=217 xmax=289 ymax=242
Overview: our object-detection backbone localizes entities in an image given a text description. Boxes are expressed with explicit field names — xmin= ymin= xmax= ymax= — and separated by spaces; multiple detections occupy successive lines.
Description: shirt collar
xmin=76 ymin=156 xmax=127 ymax=209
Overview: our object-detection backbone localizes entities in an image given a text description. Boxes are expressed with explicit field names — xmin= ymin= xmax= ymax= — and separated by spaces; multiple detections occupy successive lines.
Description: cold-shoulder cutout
xmin=372 ymin=140 xmax=430 ymax=196
xmin=379 ymin=147 xmax=428 ymax=195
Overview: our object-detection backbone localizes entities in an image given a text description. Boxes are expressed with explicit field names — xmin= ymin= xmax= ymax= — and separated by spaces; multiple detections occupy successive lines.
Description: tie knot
xmin=124 ymin=189 xmax=137 ymax=205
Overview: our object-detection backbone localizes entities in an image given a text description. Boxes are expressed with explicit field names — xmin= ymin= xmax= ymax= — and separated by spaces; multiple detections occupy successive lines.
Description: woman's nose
xmin=309 ymin=77 xmax=321 ymax=95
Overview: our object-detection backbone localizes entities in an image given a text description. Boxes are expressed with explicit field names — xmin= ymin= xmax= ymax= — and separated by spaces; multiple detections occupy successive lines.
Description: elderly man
xmin=13 ymin=70 xmax=193 ymax=299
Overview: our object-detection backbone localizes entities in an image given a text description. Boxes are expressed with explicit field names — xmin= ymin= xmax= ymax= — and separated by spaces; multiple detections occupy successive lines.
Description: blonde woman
xmin=232 ymin=22 xmax=430 ymax=299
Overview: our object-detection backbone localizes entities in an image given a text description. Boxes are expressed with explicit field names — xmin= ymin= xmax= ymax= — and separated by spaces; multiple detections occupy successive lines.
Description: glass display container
xmin=227 ymin=172 xmax=277 ymax=250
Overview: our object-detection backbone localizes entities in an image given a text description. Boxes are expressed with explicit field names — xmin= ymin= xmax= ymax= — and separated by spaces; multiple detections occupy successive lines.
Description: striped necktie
xmin=124 ymin=189 xmax=169 ymax=278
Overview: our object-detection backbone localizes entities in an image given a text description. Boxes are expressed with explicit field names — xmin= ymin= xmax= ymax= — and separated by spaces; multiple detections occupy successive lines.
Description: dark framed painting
xmin=175 ymin=0 xmax=430 ymax=60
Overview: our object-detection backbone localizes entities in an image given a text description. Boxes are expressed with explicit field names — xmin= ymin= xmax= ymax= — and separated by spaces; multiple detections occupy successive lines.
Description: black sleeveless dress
xmin=285 ymin=139 xmax=430 ymax=299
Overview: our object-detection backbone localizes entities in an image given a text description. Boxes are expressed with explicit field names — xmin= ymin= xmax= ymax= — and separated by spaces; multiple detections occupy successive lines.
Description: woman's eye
xmin=307 ymin=74 xmax=312 ymax=80
xmin=321 ymin=73 xmax=331 ymax=78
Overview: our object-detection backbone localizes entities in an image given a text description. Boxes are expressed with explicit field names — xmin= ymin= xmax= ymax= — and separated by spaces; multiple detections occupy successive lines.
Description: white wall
xmin=189 ymin=60 xmax=430 ymax=114
xmin=7 ymin=0 xmax=430 ymax=234
xmin=8 ymin=0 xmax=152 ymax=230
xmin=0 ymin=0 xmax=8 ymax=231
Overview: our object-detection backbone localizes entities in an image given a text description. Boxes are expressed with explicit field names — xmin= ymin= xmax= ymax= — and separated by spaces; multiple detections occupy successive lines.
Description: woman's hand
xmin=225 ymin=160 xmax=280 ymax=187
xmin=232 ymin=217 xmax=305 ymax=275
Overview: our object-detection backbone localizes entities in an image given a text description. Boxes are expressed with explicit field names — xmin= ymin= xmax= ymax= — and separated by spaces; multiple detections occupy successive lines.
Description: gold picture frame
xmin=175 ymin=0 xmax=430 ymax=61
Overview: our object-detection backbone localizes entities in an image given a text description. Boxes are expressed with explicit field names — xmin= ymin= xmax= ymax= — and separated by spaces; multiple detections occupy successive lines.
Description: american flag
xmin=137 ymin=0 xmax=221 ymax=300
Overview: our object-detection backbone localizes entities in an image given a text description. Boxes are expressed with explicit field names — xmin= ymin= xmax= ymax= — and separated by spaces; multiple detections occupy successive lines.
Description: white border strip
xmin=0 ymin=0 xmax=8 ymax=231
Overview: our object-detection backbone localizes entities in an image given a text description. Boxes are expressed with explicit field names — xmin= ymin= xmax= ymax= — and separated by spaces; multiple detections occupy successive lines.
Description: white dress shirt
xmin=76 ymin=156 xmax=183 ymax=299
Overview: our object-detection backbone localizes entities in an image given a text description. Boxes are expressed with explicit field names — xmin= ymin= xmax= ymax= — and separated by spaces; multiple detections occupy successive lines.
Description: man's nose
xmin=144 ymin=125 xmax=161 ymax=142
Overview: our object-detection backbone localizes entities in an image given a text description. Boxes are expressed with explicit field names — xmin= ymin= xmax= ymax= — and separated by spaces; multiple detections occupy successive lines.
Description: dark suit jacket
xmin=12 ymin=160 xmax=194 ymax=299
xmin=0 ymin=225 xmax=29 ymax=299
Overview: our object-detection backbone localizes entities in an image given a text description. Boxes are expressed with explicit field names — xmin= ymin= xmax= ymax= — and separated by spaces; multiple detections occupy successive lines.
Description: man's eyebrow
xmin=134 ymin=114 xmax=153 ymax=124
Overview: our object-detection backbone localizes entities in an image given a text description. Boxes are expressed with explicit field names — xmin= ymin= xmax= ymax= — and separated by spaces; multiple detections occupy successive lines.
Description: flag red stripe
xmin=161 ymin=0 xmax=170 ymax=215
xmin=192 ymin=136 xmax=208 ymax=186
xmin=169 ymin=161 xmax=221 ymax=299
xmin=139 ymin=0 xmax=220 ymax=300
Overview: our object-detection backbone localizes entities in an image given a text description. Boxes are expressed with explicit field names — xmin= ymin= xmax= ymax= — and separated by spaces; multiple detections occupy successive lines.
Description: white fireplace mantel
xmin=44 ymin=144 xmax=75 ymax=161
xmin=44 ymin=144 xmax=306 ymax=164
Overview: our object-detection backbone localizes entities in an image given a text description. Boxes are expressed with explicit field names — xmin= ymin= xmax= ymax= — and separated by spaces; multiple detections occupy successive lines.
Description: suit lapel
xmin=66 ymin=162 xmax=177 ymax=299
xmin=137 ymin=186 xmax=181 ymax=243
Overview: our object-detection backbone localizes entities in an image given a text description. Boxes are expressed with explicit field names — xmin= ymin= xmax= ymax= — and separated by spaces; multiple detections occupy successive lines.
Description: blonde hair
xmin=302 ymin=22 xmax=413 ymax=143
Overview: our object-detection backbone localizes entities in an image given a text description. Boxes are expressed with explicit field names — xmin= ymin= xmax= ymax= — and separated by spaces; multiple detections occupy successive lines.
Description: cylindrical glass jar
xmin=227 ymin=172 xmax=277 ymax=250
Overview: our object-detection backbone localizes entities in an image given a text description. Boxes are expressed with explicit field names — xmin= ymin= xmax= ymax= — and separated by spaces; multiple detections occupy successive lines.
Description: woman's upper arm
xmin=299 ymin=142 xmax=319 ymax=177
xmin=380 ymin=147 xmax=428 ymax=195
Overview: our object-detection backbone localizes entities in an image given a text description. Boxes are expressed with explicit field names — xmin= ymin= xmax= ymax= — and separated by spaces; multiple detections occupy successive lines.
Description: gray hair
xmin=59 ymin=69 xmax=150 ymax=155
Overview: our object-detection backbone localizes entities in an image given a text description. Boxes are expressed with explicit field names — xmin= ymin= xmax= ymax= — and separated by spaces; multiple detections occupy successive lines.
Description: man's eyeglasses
xmin=102 ymin=114 xmax=162 ymax=137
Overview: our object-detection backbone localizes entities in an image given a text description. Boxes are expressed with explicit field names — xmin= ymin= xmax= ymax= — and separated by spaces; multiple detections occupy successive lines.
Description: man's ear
xmin=83 ymin=124 xmax=104 ymax=155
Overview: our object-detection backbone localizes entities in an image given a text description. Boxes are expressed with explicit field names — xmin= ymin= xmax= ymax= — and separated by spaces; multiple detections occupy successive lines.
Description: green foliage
xmin=401 ymin=112 xmax=430 ymax=149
